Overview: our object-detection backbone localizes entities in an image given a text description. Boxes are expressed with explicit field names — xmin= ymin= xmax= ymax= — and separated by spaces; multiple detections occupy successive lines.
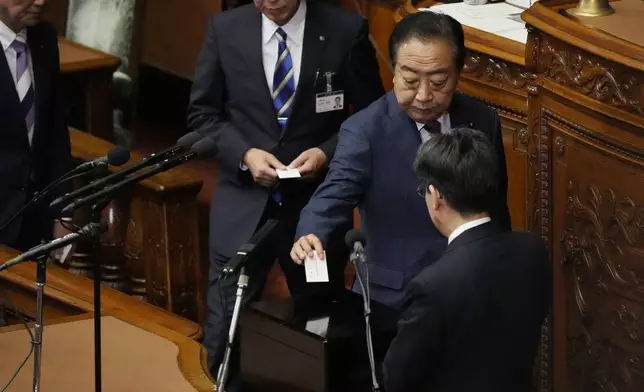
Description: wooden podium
xmin=0 ymin=246 xmax=214 ymax=391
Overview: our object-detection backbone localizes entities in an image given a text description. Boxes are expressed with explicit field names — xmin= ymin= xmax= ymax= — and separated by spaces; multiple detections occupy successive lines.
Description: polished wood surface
xmin=67 ymin=129 xmax=206 ymax=323
xmin=0 ymin=312 xmax=213 ymax=391
xmin=0 ymin=246 xmax=202 ymax=339
xmin=58 ymin=37 xmax=120 ymax=73
xmin=58 ymin=37 xmax=120 ymax=139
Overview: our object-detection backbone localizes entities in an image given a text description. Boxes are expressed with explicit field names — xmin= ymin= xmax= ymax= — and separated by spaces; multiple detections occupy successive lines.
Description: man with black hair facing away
xmin=383 ymin=128 xmax=551 ymax=392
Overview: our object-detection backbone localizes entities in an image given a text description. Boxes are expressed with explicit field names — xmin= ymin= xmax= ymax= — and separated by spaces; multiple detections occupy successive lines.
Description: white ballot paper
xmin=276 ymin=168 xmax=302 ymax=179
xmin=305 ymin=316 xmax=330 ymax=337
xmin=304 ymin=251 xmax=329 ymax=283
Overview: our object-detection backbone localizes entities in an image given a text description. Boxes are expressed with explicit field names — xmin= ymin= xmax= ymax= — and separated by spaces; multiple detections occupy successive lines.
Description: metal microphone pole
xmin=350 ymin=246 xmax=381 ymax=392
xmin=216 ymin=266 xmax=249 ymax=392
xmin=31 ymin=254 xmax=46 ymax=392
xmin=0 ymin=222 xmax=105 ymax=392
xmin=90 ymin=198 xmax=112 ymax=392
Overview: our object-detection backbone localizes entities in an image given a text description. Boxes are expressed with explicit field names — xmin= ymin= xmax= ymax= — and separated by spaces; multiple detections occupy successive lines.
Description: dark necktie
xmin=423 ymin=120 xmax=441 ymax=135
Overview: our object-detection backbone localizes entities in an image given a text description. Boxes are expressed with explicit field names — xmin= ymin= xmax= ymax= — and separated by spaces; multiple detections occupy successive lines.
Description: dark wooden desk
xmin=58 ymin=37 xmax=120 ymax=140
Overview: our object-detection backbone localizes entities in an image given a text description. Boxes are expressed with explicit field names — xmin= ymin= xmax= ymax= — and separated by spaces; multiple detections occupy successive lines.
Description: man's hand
xmin=51 ymin=220 xmax=75 ymax=265
xmin=290 ymin=234 xmax=325 ymax=265
xmin=243 ymin=148 xmax=287 ymax=187
xmin=289 ymin=148 xmax=328 ymax=178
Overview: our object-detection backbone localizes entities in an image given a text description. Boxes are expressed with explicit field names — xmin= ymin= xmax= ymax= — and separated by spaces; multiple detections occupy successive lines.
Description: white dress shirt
xmin=0 ymin=20 xmax=35 ymax=145
xmin=415 ymin=112 xmax=451 ymax=143
xmin=448 ymin=217 xmax=492 ymax=244
xmin=261 ymin=0 xmax=307 ymax=92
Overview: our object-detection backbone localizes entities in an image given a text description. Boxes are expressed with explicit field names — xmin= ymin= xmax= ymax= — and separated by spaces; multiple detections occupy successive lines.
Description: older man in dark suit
xmin=292 ymin=11 xmax=512 ymax=307
xmin=0 ymin=0 xmax=72 ymax=251
xmin=187 ymin=0 xmax=384 ymax=385
xmin=383 ymin=128 xmax=551 ymax=391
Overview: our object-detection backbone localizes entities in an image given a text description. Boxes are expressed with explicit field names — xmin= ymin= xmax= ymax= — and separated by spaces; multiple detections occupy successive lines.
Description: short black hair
xmin=414 ymin=127 xmax=499 ymax=216
xmin=389 ymin=11 xmax=465 ymax=70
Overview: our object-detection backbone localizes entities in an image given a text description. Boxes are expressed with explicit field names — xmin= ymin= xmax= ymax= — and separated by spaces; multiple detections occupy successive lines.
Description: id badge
xmin=316 ymin=91 xmax=344 ymax=113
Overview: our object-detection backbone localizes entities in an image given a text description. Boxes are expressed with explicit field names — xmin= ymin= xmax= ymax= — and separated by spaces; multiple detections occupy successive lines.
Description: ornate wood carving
xmin=462 ymin=51 xmax=534 ymax=96
xmin=560 ymin=180 xmax=644 ymax=392
xmin=538 ymin=37 xmax=644 ymax=117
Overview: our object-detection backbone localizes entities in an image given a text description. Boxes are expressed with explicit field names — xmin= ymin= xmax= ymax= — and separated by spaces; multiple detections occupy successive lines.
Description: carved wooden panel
xmin=537 ymin=36 xmax=644 ymax=119
xmin=462 ymin=51 xmax=532 ymax=99
xmin=542 ymin=109 xmax=644 ymax=392
xmin=499 ymin=109 xmax=529 ymax=231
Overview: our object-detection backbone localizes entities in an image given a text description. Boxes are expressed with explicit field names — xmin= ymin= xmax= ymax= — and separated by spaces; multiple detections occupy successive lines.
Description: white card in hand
xmin=304 ymin=251 xmax=329 ymax=283
xmin=276 ymin=168 xmax=301 ymax=179
xmin=305 ymin=316 xmax=330 ymax=337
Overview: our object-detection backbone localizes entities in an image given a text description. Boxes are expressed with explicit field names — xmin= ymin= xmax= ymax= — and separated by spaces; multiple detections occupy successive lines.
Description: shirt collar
xmin=0 ymin=20 xmax=27 ymax=52
xmin=262 ymin=0 xmax=307 ymax=46
xmin=448 ymin=217 xmax=492 ymax=245
xmin=415 ymin=111 xmax=451 ymax=131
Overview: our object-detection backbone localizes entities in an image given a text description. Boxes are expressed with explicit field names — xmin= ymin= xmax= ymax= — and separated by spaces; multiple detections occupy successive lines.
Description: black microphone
xmin=74 ymin=145 xmax=130 ymax=173
xmin=221 ymin=219 xmax=279 ymax=275
xmin=345 ymin=229 xmax=367 ymax=261
xmin=50 ymin=131 xmax=203 ymax=211
xmin=0 ymin=221 xmax=106 ymax=273
xmin=0 ymin=146 xmax=130 ymax=235
xmin=60 ymin=137 xmax=217 ymax=215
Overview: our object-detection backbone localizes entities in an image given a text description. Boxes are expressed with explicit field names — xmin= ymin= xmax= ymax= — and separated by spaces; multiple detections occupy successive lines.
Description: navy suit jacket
xmin=296 ymin=91 xmax=511 ymax=307
xmin=187 ymin=2 xmax=383 ymax=259
xmin=0 ymin=22 xmax=71 ymax=247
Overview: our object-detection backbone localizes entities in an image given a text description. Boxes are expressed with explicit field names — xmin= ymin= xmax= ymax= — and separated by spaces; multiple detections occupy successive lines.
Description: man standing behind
xmin=383 ymin=128 xmax=551 ymax=392
xmin=291 ymin=11 xmax=511 ymax=307
xmin=187 ymin=0 xmax=384 ymax=384
xmin=0 ymin=0 xmax=72 ymax=251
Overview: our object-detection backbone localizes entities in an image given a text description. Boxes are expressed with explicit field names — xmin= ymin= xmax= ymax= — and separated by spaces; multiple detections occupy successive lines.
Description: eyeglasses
xmin=416 ymin=184 xmax=428 ymax=198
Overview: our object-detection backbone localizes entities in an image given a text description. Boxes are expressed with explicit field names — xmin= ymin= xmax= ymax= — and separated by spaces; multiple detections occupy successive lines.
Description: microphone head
xmin=191 ymin=137 xmax=218 ymax=157
xmin=177 ymin=132 xmax=203 ymax=149
xmin=345 ymin=229 xmax=366 ymax=249
xmin=107 ymin=146 xmax=130 ymax=166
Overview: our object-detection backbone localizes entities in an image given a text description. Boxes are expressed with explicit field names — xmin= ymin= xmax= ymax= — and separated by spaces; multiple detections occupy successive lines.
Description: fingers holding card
xmin=304 ymin=251 xmax=329 ymax=283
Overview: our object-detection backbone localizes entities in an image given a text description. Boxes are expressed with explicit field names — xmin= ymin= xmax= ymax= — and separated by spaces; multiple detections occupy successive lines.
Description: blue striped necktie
xmin=272 ymin=28 xmax=295 ymax=130
xmin=12 ymin=40 xmax=35 ymax=144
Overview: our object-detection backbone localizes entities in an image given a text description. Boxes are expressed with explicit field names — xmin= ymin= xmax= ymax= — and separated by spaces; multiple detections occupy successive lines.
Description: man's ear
xmin=428 ymin=184 xmax=442 ymax=199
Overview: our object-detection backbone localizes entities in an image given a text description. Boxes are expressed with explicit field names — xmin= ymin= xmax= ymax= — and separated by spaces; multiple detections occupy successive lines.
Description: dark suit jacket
xmin=383 ymin=222 xmax=551 ymax=392
xmin=296 ymin=91 xmax=511 ymax=306
xmin=0 ymin=22 xmax=71 ymax=247
xmin=187 ymin=1 xmax=384 ymax=257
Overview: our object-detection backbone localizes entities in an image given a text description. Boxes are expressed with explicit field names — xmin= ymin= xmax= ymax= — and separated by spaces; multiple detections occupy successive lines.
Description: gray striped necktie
xmin=11 ymin=40 xmax=35 ymax=143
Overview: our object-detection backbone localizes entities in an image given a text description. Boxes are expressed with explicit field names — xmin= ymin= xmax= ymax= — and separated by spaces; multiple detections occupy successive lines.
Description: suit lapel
xmin=448 ymin=93 xmax=476 ymax=130
xmin=241 ymin=9 xmax=282 ymax=136
xmin=28 ymin=27 xmax=48 ymax=150
xmin=286 ymin=1 xmax=328 ymax=132
xmin=0 ymin=48 xmax=21 ymax=114
xmin=384 ymin=93 xmax=422 ymax=175
xmin=0 ymin=38 xmax=29 ymax=147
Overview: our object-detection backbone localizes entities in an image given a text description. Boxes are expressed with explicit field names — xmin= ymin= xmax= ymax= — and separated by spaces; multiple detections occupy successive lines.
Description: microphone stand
xmin=0 ymin=222 xmax=105 ymax=392
xmin=350 ymin=246 xmax=380 ymax=392
xmin=89 ymin=197 xmax=112 ymax=392
xmin=216 ymin=266 xmax=249 ymax=392
xmin=216 ymin=219 xmax=278 ymax=391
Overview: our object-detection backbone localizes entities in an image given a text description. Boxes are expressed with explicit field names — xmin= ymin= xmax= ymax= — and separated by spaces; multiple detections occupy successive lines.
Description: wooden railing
xmin=60 ymin=129 xmax=205 ymax=323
